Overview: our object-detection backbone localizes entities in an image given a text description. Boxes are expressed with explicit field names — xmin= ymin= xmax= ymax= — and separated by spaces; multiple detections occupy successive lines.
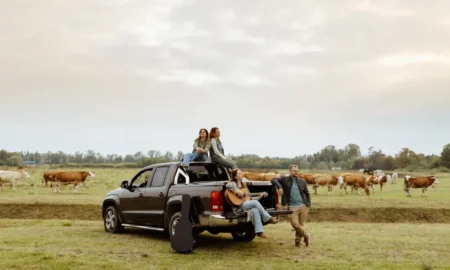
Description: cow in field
xmin=313 ymin=175 xmax=342 ymax=195
xmin=391 ymin=173 xmax=398 ymax=184
xmin=363 ymin=169 xmax=374 ymax=175
xmin=297 ymin=173 xmax=316 ymax=185
xmin=243 ymin=172 xmax=281 ymax=181
xmin=42 ymin=171 xmax=59 ymax=187
xmin=48 ymin=171 xmax=95 ymax=193
xmin=0 ymin=169 xmax=31 ymax=190
xmin=340 ymin=174 xmax=370 ymax=195
xmin=367 ymin=175 xmax=388 ymax=193
xmin=404 ymin=176 xmax=438 ymax=197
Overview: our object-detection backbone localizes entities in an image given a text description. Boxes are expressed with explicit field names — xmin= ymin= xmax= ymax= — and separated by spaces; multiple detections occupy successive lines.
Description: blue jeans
xmin=182 ymin=152 xmax=208 ymax=166
xmin=242 ymin=200 xmax=272 ymax=233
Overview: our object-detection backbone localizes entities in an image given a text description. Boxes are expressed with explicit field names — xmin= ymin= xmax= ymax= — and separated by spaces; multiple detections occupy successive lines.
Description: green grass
xmin=0 ymin=219 xmax=448 ymax=270
xmin=0 ymin=168 xmax=449 ymax=209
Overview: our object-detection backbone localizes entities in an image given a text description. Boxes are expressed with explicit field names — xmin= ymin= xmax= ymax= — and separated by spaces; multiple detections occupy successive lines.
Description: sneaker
xmin=304 ymin=234 xmax=310 ymax=247
xmin=295 ymin=239 xmax=301 ymax=247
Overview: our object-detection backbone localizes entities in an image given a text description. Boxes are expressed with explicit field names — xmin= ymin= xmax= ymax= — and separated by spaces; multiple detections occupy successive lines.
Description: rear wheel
xmin=231 ymin=230 xmax=256 ymax=241
xmin=104 ymin=205 xmax=123 ymax=233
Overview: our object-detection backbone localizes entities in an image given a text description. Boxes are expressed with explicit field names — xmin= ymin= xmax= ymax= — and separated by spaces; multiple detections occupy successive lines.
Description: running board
xmin=122 ymin=224 xmax=165 ymax=232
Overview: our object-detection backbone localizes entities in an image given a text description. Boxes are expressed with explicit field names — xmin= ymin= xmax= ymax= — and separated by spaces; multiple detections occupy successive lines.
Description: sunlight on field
xmin=0 ymin=219 xmax=448 ymax=270
xmin=0 ymin=168 xmax=449 ymax=209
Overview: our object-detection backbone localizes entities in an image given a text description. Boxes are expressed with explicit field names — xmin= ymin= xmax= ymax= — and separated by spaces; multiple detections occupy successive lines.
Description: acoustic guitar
xmin=224 ymin=187 xmax=268 ymax=207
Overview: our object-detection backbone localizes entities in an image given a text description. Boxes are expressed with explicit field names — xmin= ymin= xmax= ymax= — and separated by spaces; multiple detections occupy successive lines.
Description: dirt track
xmin=1 ymin=203 xmax=450 ymax=223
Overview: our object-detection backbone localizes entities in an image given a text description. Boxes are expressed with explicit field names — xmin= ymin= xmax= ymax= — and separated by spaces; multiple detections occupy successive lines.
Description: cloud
xmin=377 ymin=52 xmax=450 ymax=66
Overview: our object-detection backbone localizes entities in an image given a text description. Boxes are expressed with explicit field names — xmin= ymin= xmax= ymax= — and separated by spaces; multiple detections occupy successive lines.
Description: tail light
xmin=210 ymin=191 xmax=224 ymax=212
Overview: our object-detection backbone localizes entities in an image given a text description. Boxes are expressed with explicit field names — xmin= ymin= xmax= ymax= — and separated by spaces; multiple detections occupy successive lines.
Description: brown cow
xmin=243 ymin=172 xmax=281 ymax=181
xmin=340 ymin=174 xmax=370 ymax=195
xmin=313 ymin=175 xmax=342 ymax=195
xmin=366 ymin=175 xmax=387 ymax=193
xmin=48 ymin=171 xmax=95 ymax=193
xmin=297 ymin=173 xmax=316 ymax=185
xmin=404 ymin=175 xmax=438 ymax=197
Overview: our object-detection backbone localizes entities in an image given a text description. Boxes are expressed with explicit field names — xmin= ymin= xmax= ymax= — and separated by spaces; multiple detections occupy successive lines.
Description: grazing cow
xmin=48 ymin=171 xmax=95 ymax=193
xmin=404 ymin=176 xmax=439 ymax=197
xmin=359 ymin=169 xmax=365 ymax=173
xmin=391 ymin=173 xmax=398 ymax=184
xmin=376 ymin=175 xmax=388 ymax=192
xmin=386 ymin=174 xmax=391 ymax=183
xmin=340 ymin=174 xmax=370 ymax=195
xmin=243 ymin=172 xmax=281 ymax=181
xmin=297 ymin=173 xmax=316 ymax=185
xmin=0 ymin=169 xmax=31 ymax=190
xmin=363 ymin=169 xmax=374 ymax=175
xmin=313 ymin=175 xmax=342 ymax=195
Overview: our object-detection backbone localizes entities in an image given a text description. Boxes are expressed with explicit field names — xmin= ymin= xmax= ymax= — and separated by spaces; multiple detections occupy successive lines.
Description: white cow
xmin=391 ymin=173 xmax=398 ymax=184
xmin=0 ymin=169 xmax=31 ymax=190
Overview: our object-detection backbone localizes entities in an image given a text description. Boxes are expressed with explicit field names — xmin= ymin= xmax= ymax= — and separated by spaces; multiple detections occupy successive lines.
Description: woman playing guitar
xmin=226 ymin=169 xmax=278 ymax=239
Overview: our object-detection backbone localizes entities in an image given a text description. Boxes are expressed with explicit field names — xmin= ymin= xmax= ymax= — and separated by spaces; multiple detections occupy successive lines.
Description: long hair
xmin=209 ymin=127 xmax=221 ymax=143
xmin=197 ymin=128 xmax=209 ymax=141
xmin=230 ymin=169 xmax=247 ymax=188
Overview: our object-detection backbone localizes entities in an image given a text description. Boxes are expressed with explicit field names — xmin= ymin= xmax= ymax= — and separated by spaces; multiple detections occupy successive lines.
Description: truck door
xmin=139 ymin=166 xmax=170 ymax=226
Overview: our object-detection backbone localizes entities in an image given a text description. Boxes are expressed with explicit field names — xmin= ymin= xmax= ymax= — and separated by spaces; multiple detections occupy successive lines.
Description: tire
xmin=168 ymin=212 xmax=182 ymax=240
xmin=104 ymin=205 xmax=124 ymax=233
xmin=231 ymin=230 xmax=256 ymax=241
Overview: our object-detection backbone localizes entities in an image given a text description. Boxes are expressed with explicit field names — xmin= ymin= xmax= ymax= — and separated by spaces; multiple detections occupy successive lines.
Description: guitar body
xmin=171 ymin=194 xmax=195 ymax=253
xmin=225 ymin=187 xmax=251 ymax=207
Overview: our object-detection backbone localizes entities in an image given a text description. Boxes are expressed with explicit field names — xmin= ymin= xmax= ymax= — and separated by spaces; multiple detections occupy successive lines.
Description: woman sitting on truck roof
xmin=209 ymin=127 xmax=238 ymax=169
xmin=181 ymin=128 xmax=211 ymax=169
xmin=226 ymin=169 xmax=278 ymax=239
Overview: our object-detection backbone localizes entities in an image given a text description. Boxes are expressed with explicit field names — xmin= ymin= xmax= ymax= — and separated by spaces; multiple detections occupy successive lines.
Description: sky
xmin=1 ymin=0 xmax=449 ymax=158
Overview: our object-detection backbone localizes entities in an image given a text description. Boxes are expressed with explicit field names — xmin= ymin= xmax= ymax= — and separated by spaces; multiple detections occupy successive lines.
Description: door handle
xmin=158 ymin=192 xmax=164 ymax=197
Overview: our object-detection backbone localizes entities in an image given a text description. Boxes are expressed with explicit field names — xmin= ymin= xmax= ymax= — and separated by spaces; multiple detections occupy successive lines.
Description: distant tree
xmin=384 ymin=156 xmax=396 ymax=170
xmin=7 ymin=155 xmax=24 ymax=166
xmin=176 ymin=151 xmax=184 ymax=161
xmin=429 ymin=155 xmax=441 ymax=169
xmin=395 ymin=148 xmax=419 ymax=168
xmin=299 ymin=159 xmax=310 ymax=169
xmin=441 ymin=144 xmax=450 ymax=168
xmin=317 ymin=162 xmax=329 ymax=170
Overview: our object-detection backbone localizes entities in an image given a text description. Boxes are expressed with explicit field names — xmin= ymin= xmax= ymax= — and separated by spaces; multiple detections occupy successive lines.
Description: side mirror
xmin=121 ymin=180 xmax=129 ymax=189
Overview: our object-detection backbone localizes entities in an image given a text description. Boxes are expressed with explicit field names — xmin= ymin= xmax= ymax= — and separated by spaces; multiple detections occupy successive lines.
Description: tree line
xmin=1 ymin=143 xmax=449 ymax=172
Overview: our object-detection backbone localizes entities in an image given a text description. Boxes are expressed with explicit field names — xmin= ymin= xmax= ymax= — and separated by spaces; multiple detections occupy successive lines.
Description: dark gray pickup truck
xmin=102 ymin=161 xmax=291 ymax=241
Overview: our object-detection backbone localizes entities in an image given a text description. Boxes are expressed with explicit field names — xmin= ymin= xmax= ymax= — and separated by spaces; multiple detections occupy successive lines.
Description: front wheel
xmin=231 ymin=230 xmax=256 ymax=241
xmin=104 ymin=205 xmax=123 ymax=233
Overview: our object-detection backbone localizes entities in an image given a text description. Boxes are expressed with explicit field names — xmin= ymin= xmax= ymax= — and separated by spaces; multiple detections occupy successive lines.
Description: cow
xmin=359 ymin=169 xmax=365 ymax=173
xmin=297 ymin=173 xmax=316 ymax=185
xmin=404 ymin=176 xmax=439 ymax=197
xmin=366 ymin=175 xmax=387 ymax=193
xmin=386 ymin=174 xmax=392 ymax=184
xmin=243 ymin=172 xmax=281 ymax=181
xmin=363 ymin=169 xmax=374 ymax=175
xmin=313 ymin=175 xmax=342 ymax=195
xmin=42 ymin=171 xmax=58 ymax=187
xmin=391 ymin=173 xmax=398 ymax=184
xmin=0 ymin=169 xmax=31 ymax=190
xmin=340 ymin=174 xmax=370 ymax=195
xmin=48 ymin=171 xmax=95 ymax=193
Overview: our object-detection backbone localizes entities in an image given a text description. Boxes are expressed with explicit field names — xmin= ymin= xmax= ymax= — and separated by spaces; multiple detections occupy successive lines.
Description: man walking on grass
xmin=271 ymin=165 xmax=311 ymax=247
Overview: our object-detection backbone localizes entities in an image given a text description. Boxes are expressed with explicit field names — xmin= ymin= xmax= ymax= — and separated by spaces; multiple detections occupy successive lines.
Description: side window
xmin=131 ymin=169 xmax=153 ymax=188
xmin=151 ymin=167 xmax=169 ymax=187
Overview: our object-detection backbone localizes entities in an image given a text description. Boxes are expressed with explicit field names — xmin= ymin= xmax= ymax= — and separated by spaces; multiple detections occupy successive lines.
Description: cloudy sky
xmin=1 ymin=0 xmax=449 ymax=158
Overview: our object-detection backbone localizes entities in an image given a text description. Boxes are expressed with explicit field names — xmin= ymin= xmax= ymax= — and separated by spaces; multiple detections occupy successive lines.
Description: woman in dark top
xmin=209 ymin=127 xmax=237 ymax=169
xmin=181 ymin=128 xmax=211 ymax=168
xmin=226 ymin=169 xmax=278 ymax=238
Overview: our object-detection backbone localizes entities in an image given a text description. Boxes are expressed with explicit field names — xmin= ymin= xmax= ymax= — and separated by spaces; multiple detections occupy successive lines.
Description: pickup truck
xmin=102 ymin=161 xmax=291 ymax=241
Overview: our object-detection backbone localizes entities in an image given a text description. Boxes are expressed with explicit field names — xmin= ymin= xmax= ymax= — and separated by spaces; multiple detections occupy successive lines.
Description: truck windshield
xmin=187 ymin=164 xmax=229 ymax=182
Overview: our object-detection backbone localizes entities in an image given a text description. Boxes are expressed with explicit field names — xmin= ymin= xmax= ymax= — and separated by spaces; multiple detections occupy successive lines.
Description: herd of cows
xmin=243 ymin=170 xmax=440 ymax=197
xmin=0 ymin=167 xmax=440 ymax=197
xmin=0 ymin=169 xmax=95 ymax=193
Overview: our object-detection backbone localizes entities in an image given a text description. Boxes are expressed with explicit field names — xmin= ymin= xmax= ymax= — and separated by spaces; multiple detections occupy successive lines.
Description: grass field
xmin=0 ymin=219 xmax=448 ymax=270
xmin=0 ymin=168 xmax=448 ymax=209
